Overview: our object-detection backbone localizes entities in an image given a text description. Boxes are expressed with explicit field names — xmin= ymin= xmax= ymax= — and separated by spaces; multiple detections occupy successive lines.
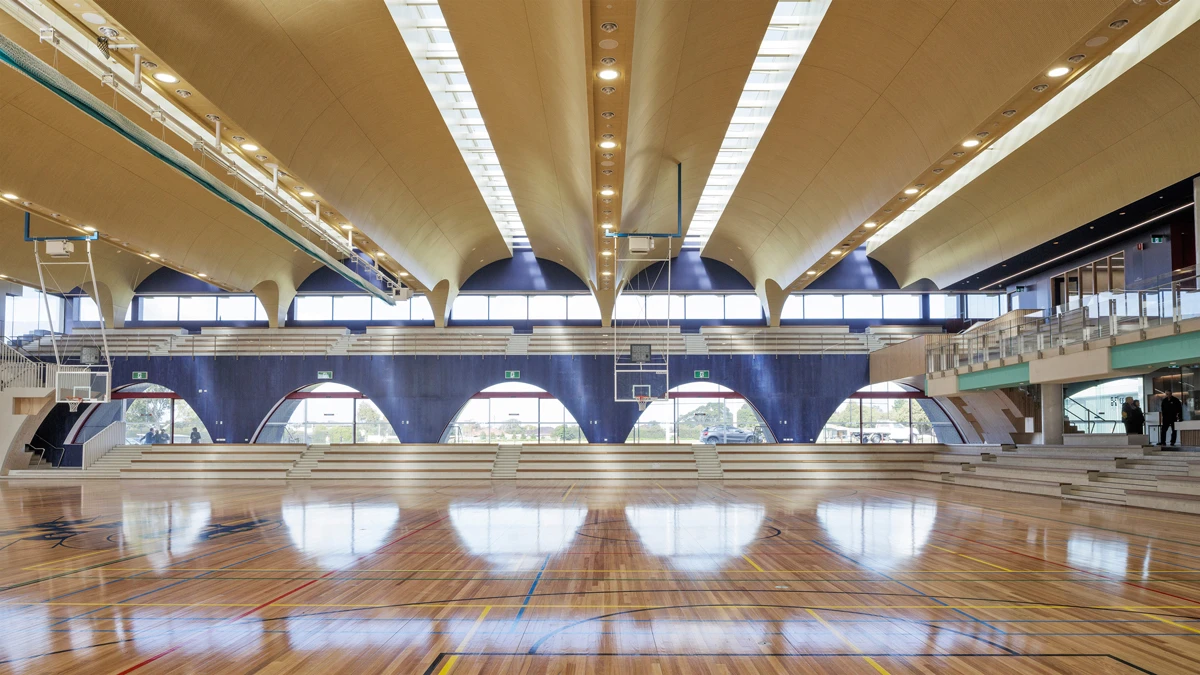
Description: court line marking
xmin=742 ymin=555 xmax=764 ymax=573
xmin=1140 ymin=611 xmax=1200 ymax=635
xmin=561 ymin=483 xmax=575 ymax=502
xmin=927 ymin=545 xmax=1013 ymax=572
xmin=437 ymin=606 xmax=491 ymax=675
xmin=804 ymin=608 xmax=891 ymax=674
xmin=655 ymin=483 xmax=679 ymax=503
xmin=23 ymin=549 xmax=115 ymax=569
xmin=28 ymin=566 xmax=1100 ymax=573
xmin=13 ymin=601 xmax=1200 ymax=610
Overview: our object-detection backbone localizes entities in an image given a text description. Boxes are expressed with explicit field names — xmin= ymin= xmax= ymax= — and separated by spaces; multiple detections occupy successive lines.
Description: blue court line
xmin=515 ymin=555 xmax=551 ymax=623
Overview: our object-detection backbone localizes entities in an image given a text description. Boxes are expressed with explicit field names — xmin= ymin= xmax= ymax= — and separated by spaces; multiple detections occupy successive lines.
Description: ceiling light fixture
xmin=601 ymin=250 xmax=612 ymax=256
xmin=240 ymin=143 xmax=258 ymax=151
xmin=387 ymin=0 xmax=525 ymax=244
xmin=399 ymin=272 xmax=410 ymax=277
xmin=807 ymin=271 xmax=816 ymax=276
xmin=863 ymin=221 xmax=877 ymax=228
xmin=602 ymin=222 xmax=613 ymax=229
xmin=153 ymin=73 xmax=178 ymax=83
xmin=904 ymin=188 xmax=919 ymax=195
xmin=1 ymin=193 xmax=17 ymax=200
xmin=598 ymin=69 xmax=619 ymax=80
xmin=961 ymin=139 xmax=980 ymax=148
xmin=600 ymin=188 xmax=615 ymax=196
xmin=300 ymin=191 xmax=315 ymax=197
xmin=602 ymin=270 xmax=612 ymax=276
xmin=599 ymin=141 xmax=617 ymax=149
xmin=198 ymin=273 xmax=207 ymax=278
xmin=686 ymin=0 xmax=831 ymax=248
xmin=1047 ymin=66 xmax=1071 ymax=77
xmin=341 ymin=224 xmax=353 ymax=231
xmin=376 ymin=251 xmax=386 ymax=259
xmin=149 ymin=253 xmax=160 ymax=258
xmin=82 ymin=226 xmax=96 ymax=232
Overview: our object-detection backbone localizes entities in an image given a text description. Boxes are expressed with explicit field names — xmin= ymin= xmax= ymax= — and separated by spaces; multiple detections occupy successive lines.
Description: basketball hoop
xmin=636 ymin=395 xmax=652 ymax=412
xmin=65 ymin=397 xmax=83 ymax=413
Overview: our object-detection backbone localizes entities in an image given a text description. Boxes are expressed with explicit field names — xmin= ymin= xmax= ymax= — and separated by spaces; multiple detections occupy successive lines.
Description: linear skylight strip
xmin=866 ymin=0 xmax=1200 ymax=251
xmin=385 ymin=0 xmax=525 ymax=245
xmin=691 ymin=0 xmax=831 ymax=249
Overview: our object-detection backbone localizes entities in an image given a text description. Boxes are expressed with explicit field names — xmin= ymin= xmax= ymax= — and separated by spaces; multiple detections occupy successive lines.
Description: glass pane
xmin=843 ymin=294 xmax=882 ymax=319
xmin=173 ymin=399 xmax=212 ymax=444
xmin=966 ymin=294 xmax=1000 ymax=319
xmin=803 ymin=295 xmax=843 ymax=319
xmin=860 ymin=398 xmax=911 ymax=443
xmin=820 ymin=399 xmax=859 ymax=443
xmin=567 ymin=295 xmax=601 ymax=321
xmin=371 ymin=297 xmax=410 ymax=320
xmin=253 ymin=299 xmax=268 ymax=321
xmin=614 ymin=295 xmax=645 ymax=320
xmin=333 ymin=295 xmax=372 ymax=321
xmin=141 ymin=297 xmax=178 ymax=322
xmin=452 ymin=295 xmax=489 ymax=320
xmin=780 ymin=295 xmax=804 ymax=320
xmin=883 ymin=294 xmax=921 ymax=319
xmin=178 ymin=296 xmax=217 ymax=321
xmin=928 ymin=294 xmax=957 ymax=319
xmin=489 ymin=295 xmax=528 ymax=321
xmin=724 ymin=295 xmax=763 ymax=320
xmin=410 ymin=296 xmax=435 ymax=321
xmin=685 ymin=294 xmax=724 ymax=319
xmin=645 ymin=294 xmax=685 ymax=320
xmin=126 ymin=398 xmax=174 ymax=444
xmin=295 ymin=296 xmax=333 ymax=321
xmin=528 ymin=295 xmax=566 ymax=320
xmin=217 ymin=296 xmax=257 ymax=321
xmin=355 ymin=399 xmax=399 ymax=443
xmin=78 ymin=296 xmax=101 ymax=322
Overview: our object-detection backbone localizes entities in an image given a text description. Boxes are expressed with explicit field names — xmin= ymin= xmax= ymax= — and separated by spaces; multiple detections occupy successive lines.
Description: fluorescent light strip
xmin=980 ymin=202 xmax=1192 ymax=290
xmin=385 ymin=0 xmax=525 ymax=245
xmin=691 ymin=0 xmax=831 ymax=249
xmin=867 ymin=0 xmax=1200 ymax=250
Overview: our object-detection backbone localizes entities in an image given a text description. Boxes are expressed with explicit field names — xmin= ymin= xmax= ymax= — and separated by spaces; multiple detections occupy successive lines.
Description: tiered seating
xmin=120 ymin=444 xmax=304 ymax=479
xmin=719 ymin=444 xmax=939 ymax=481
xmin=515 ymin=444 xmax=697 ymax=479
xmin=306 ymin=444 xmax=496 ymax=480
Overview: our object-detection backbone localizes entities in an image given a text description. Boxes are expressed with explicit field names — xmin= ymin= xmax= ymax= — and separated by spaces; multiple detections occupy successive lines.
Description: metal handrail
xmin=928 ymin=271 xmax=1200 ymax=373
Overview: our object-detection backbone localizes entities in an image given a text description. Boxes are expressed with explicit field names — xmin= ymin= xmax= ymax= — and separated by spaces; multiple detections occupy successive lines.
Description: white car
xmin=852 ymin=421 xmax=914 ymax=443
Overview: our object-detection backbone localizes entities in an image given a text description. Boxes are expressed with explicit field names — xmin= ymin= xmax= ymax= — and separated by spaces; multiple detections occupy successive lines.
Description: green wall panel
xmin=957 ymin=362 xmax=1030 ymax=392
xmin=1111 ymin=332 xmax=1200 ymax=370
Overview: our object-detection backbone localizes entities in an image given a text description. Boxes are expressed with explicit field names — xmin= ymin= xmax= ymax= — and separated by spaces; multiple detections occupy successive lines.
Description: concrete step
xmin=1095 ymin=474 xmax=1157 ymax=488
xmin=1077 ymin=483 xmax=1126 ymax=496
xmin=1065 ymin=492 xmax=1126 ymax=505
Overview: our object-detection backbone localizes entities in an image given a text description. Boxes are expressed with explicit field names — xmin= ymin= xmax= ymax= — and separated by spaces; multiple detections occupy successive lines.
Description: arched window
xmin=626 ymin=382 xmax=775 ymax=444
xmin=257 ymin=383 xmax=398 ymax=444
xmin=820 ymin=383 xmax=963 ymax=444
xmin=72 ymin=383 xmax=212 ymax=445
xmin=442 ymin=383 xmax=585 ymax=444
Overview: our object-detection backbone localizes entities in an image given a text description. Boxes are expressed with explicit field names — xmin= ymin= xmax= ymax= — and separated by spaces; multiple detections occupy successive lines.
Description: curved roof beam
xmin=93 ymin=0 xmax=511 ymax=295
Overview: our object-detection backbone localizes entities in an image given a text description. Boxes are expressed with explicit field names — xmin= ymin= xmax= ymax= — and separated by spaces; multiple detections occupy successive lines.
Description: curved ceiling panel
xmin=94 ymin=0 xmax=511 ymax=293
xmin=870 ymin=21 xmax=1200 ymax=289
xmin=703 ymin=0 xmax=1123 ymax=296
xmin=619 ymin=0 xmax=775 ymax=276
xmin=439 ymin=0 xmax=595 ymax=286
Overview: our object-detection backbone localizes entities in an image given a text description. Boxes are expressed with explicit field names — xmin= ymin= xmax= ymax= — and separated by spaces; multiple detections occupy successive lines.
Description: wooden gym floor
xmin=2 ymin=480 xmax=1200 ymax=673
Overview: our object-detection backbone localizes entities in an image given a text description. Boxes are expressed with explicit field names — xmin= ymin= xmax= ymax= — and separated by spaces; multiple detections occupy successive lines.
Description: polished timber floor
xmin=5 ymin=482 xmax=1200 ymax=674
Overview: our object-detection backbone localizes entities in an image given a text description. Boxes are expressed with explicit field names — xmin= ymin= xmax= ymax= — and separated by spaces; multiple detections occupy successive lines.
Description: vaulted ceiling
xmin=1 ymin=0 xmax=1197 ymax=325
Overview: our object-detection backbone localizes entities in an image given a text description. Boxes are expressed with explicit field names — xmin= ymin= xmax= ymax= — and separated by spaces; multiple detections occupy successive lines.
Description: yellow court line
xmin=438 ymin=605 xmax=491 ymax=675
xmin=805 ymin=608 xmax=891 ymax=674
xmin=561 ymin=483 xmax=575 ymax=503
xmin=655 ymin=483 xmax=679 ymax=503
xmin=927 ymin=545 xmax=1013 ymax=572
xmin=23 ymin=549 xmax=119 ymax=570
xmin=742 ymin=555 xmax=765 ymax=573
xmin=1140 ymin=612 xmax=1200 ymax=635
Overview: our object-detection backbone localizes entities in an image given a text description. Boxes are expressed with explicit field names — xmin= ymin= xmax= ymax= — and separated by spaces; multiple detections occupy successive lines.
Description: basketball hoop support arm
xmin=604 ymin=163 xmax=683 ymax=239
xmin=23 ymin=211 xmax=100 ymax=242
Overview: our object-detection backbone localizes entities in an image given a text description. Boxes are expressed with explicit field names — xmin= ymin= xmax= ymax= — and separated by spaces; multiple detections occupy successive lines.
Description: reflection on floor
xmin=1 ymin=479 xmax=1200 ymax=673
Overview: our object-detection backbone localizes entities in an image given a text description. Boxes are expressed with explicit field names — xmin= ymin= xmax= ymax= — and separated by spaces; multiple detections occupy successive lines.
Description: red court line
xmin=934 ymin=530 xmax=1200 ymax=606
xmin=116 ymin=514 xmax=450 ymax=674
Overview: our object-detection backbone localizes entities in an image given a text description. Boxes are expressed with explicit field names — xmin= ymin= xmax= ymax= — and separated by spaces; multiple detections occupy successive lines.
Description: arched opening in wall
xmin=71 ymin=383 xmax=212 ymax=445
xmin=256 ymin=383 xmax=398 ymax=444
xmin=626 ymin=383 xmax=775 ymax=444
xmin=441 ymin=383 xmax=586 ymax=444
xmin=820 ymin=383 xmax=963 ymax=444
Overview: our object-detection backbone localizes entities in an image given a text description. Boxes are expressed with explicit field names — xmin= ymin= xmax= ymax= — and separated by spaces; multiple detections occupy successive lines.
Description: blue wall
xmin=627 ymin=251 xmax=753 ymax=292
xmin=461 ymin=251 xmax=589 ymax=292
xmin=47 ymin=354 xmax=868 ymax=446
xmin=812 ymin=248 xmax=900 ymax=290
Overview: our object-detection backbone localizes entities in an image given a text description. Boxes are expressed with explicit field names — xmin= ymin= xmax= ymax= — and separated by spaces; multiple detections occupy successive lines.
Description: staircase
xmin=1064 ymin=455 xmax=1191 ymax=505
xmin=492 ymin=443 xmax=521 ymax=479
xmin=287 ymin=444 xmax=329 ymax=478
xmin=8 ymin=445 xmax=144 ymax=479
xmin=692 ymin=443 xmax=723 ymax=479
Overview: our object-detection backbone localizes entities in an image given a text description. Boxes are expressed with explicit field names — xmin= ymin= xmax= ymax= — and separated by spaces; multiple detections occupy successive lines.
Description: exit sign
xmin=1151 ymin=234 xmax=1167 ymax=244
xmin=504 ymin=370 xmax=520 ymax=379
xmin=694 ymin=370 xmax=710 ymax=379
xmin=132 ymin=371 xmax=148 ymax=380
xmin=317 ymin=370 xmax=333 ymax=380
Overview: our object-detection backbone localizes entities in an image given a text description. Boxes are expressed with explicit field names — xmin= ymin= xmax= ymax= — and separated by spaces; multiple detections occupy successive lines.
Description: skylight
xmin=385 ymin=0 xmax=525 ymax=247
xmin=687 ymin=0 xmax=831 ymax=249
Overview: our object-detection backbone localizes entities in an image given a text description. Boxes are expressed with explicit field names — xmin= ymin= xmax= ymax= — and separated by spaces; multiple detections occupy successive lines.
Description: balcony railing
xmin=927 ymin=272 xmax=1200 ymax=373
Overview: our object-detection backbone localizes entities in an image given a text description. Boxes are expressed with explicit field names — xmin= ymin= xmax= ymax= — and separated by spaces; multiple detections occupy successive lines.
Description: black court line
xmin=420 ymin=652 xmax=1156 ymax=675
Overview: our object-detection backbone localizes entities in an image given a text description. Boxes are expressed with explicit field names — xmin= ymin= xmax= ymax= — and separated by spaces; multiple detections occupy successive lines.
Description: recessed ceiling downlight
xmin=153 ymin=72 xmax=178 ymax=83
xmin=903 ymin=188 xmax=918 ymax=195
xmin=961 ymin=139 xmax=980 ymax=148
xmin=82 ymin=12 xmax=106 ymax=24
xmin=300 ymin=191 xmax=315 ymax=197
xmin=240 ymin=143 xmax=259 ymax=151
xmin=599 ymin=141 xmax=617 ymax=149
xmin=1047 ymin=66 xmax=1071 ymax=77
xmin=198 ymin=273 xmax=207 ymax=278
xmin=598 ymin=69 xmax=619 ymax=80
xmin=1 ymin=193 xmax=17 ymax=200
xmin=82 ymin=226 xmax=96 ymax=232
xmin=600 ymin=188 xmax=615 ymax=196
xmin=149 ymin=253 xmax=160 ymax=258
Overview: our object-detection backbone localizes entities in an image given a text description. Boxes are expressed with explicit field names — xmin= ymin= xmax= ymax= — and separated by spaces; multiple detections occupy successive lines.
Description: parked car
xmin=701 ymin=425 xmax=762 ymax=444
xmin=851 ymin=421 xmax=914 ymax=443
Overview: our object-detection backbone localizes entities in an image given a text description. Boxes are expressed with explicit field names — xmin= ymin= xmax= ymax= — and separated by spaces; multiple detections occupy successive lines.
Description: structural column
xmin=1040 ymin=382 xmax=1064 ymax=445
xmin=1194 ymin=176 xmax=1200 ymax=271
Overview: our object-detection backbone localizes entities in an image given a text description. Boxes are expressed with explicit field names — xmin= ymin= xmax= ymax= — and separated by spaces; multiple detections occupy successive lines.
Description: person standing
xmin=1130 ymin=400 xmax=1145 ymax=436
xmin=142 ymin=427 xmax=156 ymax=445
xmin=1121 ymin=397 xmax=1138 ymax=434
xmin=190 ymin=427 xmax=201 ymax=444
xmin=1161 ymin=392 xmax=1183 ymax=446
